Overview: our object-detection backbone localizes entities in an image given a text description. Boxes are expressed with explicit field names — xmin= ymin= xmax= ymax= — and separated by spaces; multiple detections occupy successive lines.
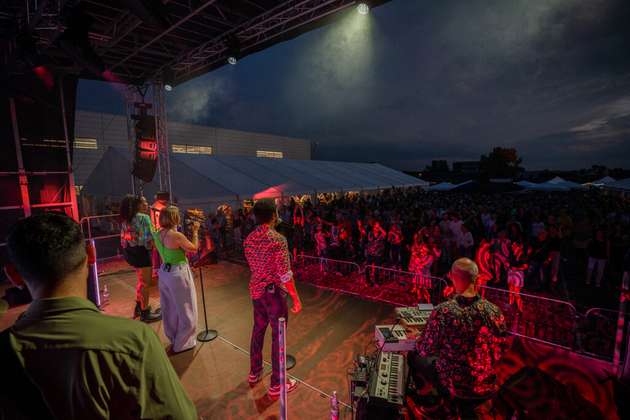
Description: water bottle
xmin=330 ymin=391 xmax=339 ymax=420
xmin=101 ymin=284 xmax=110 ymax=309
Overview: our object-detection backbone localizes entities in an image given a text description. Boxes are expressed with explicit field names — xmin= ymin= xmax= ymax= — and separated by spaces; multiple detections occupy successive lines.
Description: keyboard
xmin=369 ymin=351 xmax=407 ymax=405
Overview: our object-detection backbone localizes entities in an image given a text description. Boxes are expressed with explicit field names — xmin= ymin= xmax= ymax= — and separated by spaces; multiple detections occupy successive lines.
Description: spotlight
xmin=357 ymin=3 xmax=369 ymax=15
xmin=162 ymin=68 xmax=175 ymax=91
xmin=225 ymin=36 xmax=240 ymax=66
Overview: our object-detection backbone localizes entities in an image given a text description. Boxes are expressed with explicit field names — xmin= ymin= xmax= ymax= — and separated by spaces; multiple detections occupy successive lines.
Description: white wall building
xmin=72 ymin=110 xmax=311 ymax=186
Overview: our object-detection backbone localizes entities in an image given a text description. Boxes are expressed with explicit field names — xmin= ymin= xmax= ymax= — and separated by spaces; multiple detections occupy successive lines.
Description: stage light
xmin=162 ymin=68 xmax=175 ymax=91
xmin=357 ymin=3 xmax=369 ymax=15
xmin=227 ymin=56 xmax=238 ymax=65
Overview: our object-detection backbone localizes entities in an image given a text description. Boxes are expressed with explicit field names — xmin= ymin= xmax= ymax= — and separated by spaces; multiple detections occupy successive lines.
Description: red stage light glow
xmin=33 ymin=65 xmax=54 ymax=90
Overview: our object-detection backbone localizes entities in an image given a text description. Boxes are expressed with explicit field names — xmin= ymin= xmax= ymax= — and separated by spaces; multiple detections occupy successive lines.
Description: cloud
xmin=167 ymin=75 xmax=233 ymax=123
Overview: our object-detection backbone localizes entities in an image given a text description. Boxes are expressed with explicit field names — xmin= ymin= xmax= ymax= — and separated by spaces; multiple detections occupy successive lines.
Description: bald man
xmin=413 ymin=258 xmax=507 ymax=419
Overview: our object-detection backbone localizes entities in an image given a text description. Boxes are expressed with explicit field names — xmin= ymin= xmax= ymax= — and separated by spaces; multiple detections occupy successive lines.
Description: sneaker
xmin=248 ymin=371 xmax=263 ymax=385
xmin=140 ymin=306 xmax=162 ymax=323
xmin=268 ymin=378 xmax=298 ymax=398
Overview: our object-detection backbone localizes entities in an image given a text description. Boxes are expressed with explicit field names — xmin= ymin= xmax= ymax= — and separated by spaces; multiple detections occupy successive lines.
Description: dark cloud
xmin=79 ymin=0 xmax=630 ymax=170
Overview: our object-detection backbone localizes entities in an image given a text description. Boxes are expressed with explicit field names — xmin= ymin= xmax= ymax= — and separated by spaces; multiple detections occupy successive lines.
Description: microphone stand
xmin=197 ymin=265 xmax=218 ymax=342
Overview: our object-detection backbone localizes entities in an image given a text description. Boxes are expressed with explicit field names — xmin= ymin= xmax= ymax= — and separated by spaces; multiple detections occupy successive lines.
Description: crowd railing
xmin=79 ymin=214 xmax=122 ymax=262
xmin=293 ymin=254 xmax=627 ymax=365
xmin=577 ymin=307 xmax=624 ymax=362
xmin=294 ymin=254 xmax=447 ymax=307
xmin=478 ymin=285 xmax=578 ymax=350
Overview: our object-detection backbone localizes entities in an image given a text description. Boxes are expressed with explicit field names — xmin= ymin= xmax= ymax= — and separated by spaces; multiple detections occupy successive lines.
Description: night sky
xmin=78 ymin=0 xmax=630 ymax=171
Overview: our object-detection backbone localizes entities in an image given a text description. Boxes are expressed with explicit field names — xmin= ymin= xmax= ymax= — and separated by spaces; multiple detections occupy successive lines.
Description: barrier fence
xmin=80 ymin=214 xmax=123 ymax=262
xmin=294 ymin=254 xmax=628 ymax=364
xmin=294 ymin=254 xmax=447 ymax=307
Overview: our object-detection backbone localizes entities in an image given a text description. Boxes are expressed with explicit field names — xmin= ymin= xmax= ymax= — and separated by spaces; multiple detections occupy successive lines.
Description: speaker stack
xmin=131 ymin=104 xmax=158 ymax=183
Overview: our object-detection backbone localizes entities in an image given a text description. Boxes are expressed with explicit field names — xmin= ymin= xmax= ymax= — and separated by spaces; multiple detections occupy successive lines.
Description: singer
xmin=244 ymin=199 xmax=303 ymax=398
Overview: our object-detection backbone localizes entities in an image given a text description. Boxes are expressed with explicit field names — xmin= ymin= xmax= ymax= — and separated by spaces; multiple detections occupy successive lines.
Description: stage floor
xmin=0 ymin=261 xmax=393 ymax=419
xmin=0 ymin=260 xmax=620 ymax=419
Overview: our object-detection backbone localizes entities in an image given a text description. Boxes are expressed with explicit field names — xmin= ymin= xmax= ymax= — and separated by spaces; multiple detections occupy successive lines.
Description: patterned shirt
xmin=244 ymin=224 xmax=293 ymax=300
xmin=120 ymin=213 xmax=153 ymax=249
xmin=416 ymin=295 xmax=507 ymax=399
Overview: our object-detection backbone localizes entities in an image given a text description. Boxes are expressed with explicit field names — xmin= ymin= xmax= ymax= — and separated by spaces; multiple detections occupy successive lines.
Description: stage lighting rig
xmin=162 ymin=68 xmax=175 ymax=91
xmin=226 ymin=36 xmax=241 ymax=65
xmin=357 ymin=3 xmax=370 ymax=15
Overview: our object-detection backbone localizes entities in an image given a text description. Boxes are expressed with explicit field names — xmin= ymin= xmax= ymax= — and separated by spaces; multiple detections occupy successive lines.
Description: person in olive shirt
xmin=1 ymin=212 xmax=197 ymax=420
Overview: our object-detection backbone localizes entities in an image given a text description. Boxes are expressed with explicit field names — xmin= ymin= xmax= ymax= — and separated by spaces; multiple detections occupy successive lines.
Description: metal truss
xmin=2 ymin=1 xmax=385 ymax=86
xmin=153 ymin=83 xmax=172 ymax=199
xmin=152 ymin=0 xmax=358 ymax=84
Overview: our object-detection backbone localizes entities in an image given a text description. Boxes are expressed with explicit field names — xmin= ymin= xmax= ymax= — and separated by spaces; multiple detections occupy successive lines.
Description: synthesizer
xmin=368 ymin=351 xmax=407 ymax=406
xmin=395 ymin=304 xmax=434 ymax=327
xmin=374 ymin=325 xmax=417 ymax=352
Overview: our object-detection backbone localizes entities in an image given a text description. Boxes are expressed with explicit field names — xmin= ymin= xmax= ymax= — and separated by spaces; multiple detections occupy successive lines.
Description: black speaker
xmin=131 ymin=115 xmax=158 ymax=183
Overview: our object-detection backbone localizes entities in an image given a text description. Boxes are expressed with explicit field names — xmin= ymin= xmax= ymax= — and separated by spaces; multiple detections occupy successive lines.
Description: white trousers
xmin=158 ymin=263 xmax=198 ymax=352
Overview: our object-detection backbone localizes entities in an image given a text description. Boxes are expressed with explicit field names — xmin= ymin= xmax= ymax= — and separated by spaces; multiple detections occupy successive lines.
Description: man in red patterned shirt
xmin=244 ymin=199 xmax=303 ymax=398
xmin=413 ymin=258 xmax=507 ymax=418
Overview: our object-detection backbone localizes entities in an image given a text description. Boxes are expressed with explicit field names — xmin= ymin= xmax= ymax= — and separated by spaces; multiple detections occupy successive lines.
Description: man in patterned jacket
xmin=244 ymin=199 xmax=303 ymax=398
xmin=414 ymin=258 xmax=508 ymax=418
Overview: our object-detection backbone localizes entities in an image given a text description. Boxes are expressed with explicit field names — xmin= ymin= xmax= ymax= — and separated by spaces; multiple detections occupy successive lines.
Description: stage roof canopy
xmin=2 ymin=0 xmax=391 ymax=86
xmin=83 ymin=147 xmax=427 ymax=207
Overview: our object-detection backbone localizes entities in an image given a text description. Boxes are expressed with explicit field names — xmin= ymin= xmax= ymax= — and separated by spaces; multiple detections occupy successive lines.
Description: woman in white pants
xmin=152 ymin=206 xmax=200 ymax=353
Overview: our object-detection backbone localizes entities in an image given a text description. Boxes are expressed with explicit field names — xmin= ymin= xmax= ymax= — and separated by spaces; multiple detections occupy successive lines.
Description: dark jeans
xmin=365 ymin=255 xmax=383 ymax=285
xmin=250 ymin=285 xmax=289 ymax=387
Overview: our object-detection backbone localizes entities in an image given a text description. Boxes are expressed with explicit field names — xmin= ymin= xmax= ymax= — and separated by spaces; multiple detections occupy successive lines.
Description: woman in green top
xmin=153 ymin=206 xmax=200 ymax=353
xmin=119 ymin=195 xmax=161 ymax=323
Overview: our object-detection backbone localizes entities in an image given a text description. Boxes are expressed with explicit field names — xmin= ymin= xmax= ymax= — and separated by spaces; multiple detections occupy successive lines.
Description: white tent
xmin=84 ymin=148 xmax=429 ymax=208
xmin=515 ymin=180 xmax=537 ymax=188
xmin=585 ymin=176 xmax=616 ymax=187
xmin=604 ymin=178 xmax=630 ymax=192
xmin=518 ymin=176 xmax=584 ymax=191
xmin=428 ymin=182 xmax=456 ymax=191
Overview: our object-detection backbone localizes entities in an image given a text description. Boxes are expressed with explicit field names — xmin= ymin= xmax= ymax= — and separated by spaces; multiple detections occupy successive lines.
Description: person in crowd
xmin=586 ymin=228 xmax=610 ymax=287
xmin=152 ymin=206 xmax=200 ymax=354
xmin=458 ymin=224 xmax=474 ymax=259
xmin=2 ymin=213 xmax=196 ymax=419
xmin=412 ymin=258 xmax=507 ymax=419
xmin=292 ymin=204 xmax=305 ymax=260
xmin=365 ymin=220 xmax=386 ymax=286
xmin=408 ymin=233 xmax=435 ymax=303
xmin=119 ymin=195 xmax=161 ymax=322
xmin=547 ymin=224 xmax=563 ymax=286
xmin=233 ymin=208 xmax=244 ymax=247
xmin=529 ymin=229 xmax=551 ymax=291
xmin=388 ymin=222 xmax=403 ymax=269
xmin=507 ymin=238 xmax=529 ymax=312
xmin=315 ymin=224 xmax=329 ymax=258
xmin=244 ymin=199 xmax=303 ymax=398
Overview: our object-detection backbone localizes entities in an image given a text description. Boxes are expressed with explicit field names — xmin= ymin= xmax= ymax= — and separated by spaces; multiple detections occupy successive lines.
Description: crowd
xmin=240 ymin=188 xmax=630 ymax=306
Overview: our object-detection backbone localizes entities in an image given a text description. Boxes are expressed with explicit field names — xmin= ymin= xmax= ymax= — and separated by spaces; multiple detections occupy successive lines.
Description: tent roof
xmin=592 ymin=176 xmax=616 ymax=185
xmin=83 ymin=148 xmax=426 ymax=205
xmin=604 ymin=178 xmax=630 ymax=192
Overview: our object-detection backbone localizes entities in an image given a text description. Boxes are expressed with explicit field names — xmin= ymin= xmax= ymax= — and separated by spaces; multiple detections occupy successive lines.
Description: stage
xmin=0 ymin=260 xmax=621 ymax=419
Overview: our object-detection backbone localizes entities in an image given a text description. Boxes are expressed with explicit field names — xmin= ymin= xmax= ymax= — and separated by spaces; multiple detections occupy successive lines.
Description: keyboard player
xmin=410 ymin=258 xmax=508 ymax=419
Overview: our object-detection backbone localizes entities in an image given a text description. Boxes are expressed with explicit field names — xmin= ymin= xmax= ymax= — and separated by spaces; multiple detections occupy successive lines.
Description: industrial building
xmin=73 ymin=110 xmax=312 ymax=186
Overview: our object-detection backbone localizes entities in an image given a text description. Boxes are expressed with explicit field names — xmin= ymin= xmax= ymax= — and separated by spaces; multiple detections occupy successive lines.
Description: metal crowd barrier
xmin=479 ymin=285 xmax=578 ymax=350
xmin=294 ymin=255 xmax=447 ymax=307
xmin=294 ymin=255 xmax=627 ymax=364
xmin=80 ymin=214 xmax=123 ymax=262
xmin=577 ymin=307 xmax=625 ymax=362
